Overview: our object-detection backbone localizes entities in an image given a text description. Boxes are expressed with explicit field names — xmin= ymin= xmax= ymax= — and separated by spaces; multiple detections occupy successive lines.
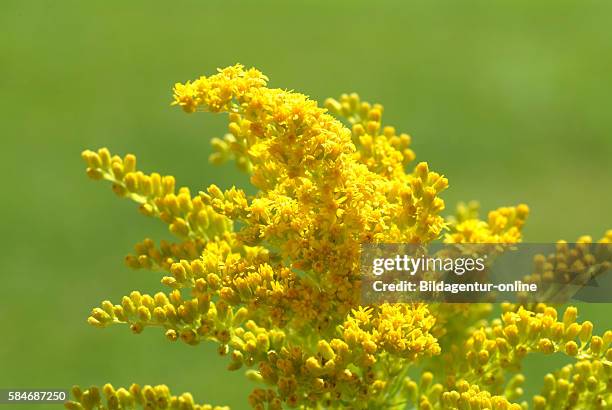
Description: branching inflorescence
xmin=68 ymin=65 xmax=612 ymax=410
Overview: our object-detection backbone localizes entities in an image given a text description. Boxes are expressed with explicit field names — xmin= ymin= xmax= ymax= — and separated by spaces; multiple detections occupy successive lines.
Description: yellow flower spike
xmin=66 ymin=385 xmax=229 ymax=410
xmin=445 ymin=203 xmax=529 ymax=244
xmin=78 ymin=65 xmax=612 ymax=410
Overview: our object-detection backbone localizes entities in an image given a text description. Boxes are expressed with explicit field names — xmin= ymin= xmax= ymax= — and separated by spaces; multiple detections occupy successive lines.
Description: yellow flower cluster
xmin=526 ymin=233 xmax=612 ymax=289
xmin=445 ymin=202 xmax=530 ymax=244
xmin=403 ymin=373 xmax=522 ymax=410
xmin=405 ymin=304 xmax=612 ymax=410
xmin=65 ymin=384 xmax=227 ymax=410
xmin=430 ymin=200 xmax=531 ymax=354
xmin=81 ymin=149 xmax=231 ymax=240
xmin=324 ymin=93 xmax=416 ymax=177
xmin=71 ymin=65 xmax=612 ymax=410
xmin=533 ymin=360 xmax=611 ymax=409
xmin=245 ymin=304 xmax=439 ymax=409
xmin=444 ymin=305 xmax=611 ymax=388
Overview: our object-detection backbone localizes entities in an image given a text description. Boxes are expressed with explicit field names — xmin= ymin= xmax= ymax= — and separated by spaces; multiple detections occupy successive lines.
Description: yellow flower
xmin=76 ymin=64 xmax=612 ymax=410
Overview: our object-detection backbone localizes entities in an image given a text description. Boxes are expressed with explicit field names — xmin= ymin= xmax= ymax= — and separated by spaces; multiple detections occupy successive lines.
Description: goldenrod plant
xmin=68 ymin=65 xmax=612 ymax=410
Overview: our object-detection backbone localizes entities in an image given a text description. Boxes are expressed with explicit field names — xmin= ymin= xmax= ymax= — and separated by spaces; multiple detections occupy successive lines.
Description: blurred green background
xmin=1 ymin=1 xmax=611 ymax=408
